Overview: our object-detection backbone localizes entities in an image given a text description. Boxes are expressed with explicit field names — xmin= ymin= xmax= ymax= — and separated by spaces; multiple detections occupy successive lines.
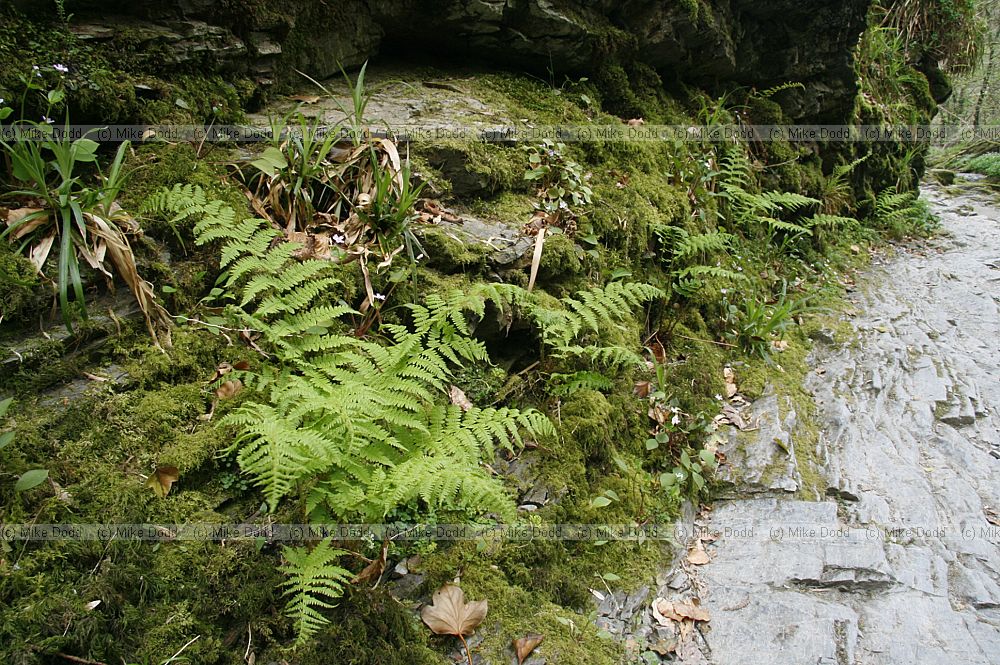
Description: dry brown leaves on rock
xmin=723 ymin=366 xmax=738 ymax=398
xmin=513 ymin=634 xmax=544 ymax=664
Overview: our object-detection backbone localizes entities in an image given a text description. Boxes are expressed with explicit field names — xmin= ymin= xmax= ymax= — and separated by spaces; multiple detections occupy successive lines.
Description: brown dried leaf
xmin=722 ymin=366 xmax=737 ymax=398
xmin=686 ymin=544 xmax=711 ymax=565
xmin=290 ymin=94 xmax=321 ymax=104
xmin=147 ymin=466 xmax=179 ymax=498
xmin=514 ymin=634 xmax=544 ymax=664
xmin=449 ymin=385 xmax=473 ymax=412
xmin=4 ymin=207 xmax=48 ymax=239
xmin=420 ymin=584 xmax=488 ymax=637
xmin=353 ymin=539 xmax=389 ymax=585
xmin=634 ymin=380 xmax=652 ymax=398
xmin=626 ymin=118 xmax=645 ymax=126
xmin=672 ymin=601 xmax=710 ymax=622
xmin=526 ymin=226 xmax=546 ymax=293
xmin=652 ymin=598 xmax=683 ymax=624
xmin=215 ymin=379 xmax=243 ymax=400
xmin=721 ymin=404 xmax=747 ymax=430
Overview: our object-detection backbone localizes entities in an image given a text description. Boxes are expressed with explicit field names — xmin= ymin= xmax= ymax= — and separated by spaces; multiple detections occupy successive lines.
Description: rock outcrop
xmin=39 ymin=0 xmax=873 ymax=122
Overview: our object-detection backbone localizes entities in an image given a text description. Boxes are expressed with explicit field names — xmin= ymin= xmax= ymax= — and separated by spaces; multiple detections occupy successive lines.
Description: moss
xmin=0 ymin=241 xmax=44 ymax=325
xmin=415 ymin=541 xmax=627 ymax=665
xmin=417 ymin=226 xmax=489 ymax=274
xmin=295 ymin=589 xmax=442 ymax=665
xmin=537 ymin=231 xmax=583 ymax=284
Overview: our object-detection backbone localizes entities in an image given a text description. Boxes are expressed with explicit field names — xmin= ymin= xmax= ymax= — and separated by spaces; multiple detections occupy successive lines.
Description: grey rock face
xmin=57 ymin=0 xmax=874 ymax=122
xmin=649 ymin=185 xmax=1000 ymax=664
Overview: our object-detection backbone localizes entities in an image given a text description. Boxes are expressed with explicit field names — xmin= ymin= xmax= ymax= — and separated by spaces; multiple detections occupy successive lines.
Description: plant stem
xmin=458 ymin=634 xmax=473 ymax=665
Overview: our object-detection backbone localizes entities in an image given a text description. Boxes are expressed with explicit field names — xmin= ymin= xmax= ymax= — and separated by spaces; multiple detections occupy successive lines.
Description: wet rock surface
xmin=671 ymin=185 xmax=1000 ymax=664
xmin=609 ymin=184 xmax=1000 ymax=664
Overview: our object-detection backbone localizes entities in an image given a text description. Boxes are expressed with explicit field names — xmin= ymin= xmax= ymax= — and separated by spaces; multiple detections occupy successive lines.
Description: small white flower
xmin=671 ymin=413 xmax=681 ymax=426
xmin=373 ymin=293 xmax=386 ymax=301
xmin=715 ymin=394 xmax=723 ymax=400
xmin=720 ymin=288 xmax=728 ymax=294
xmin=53 ymin=63 xmax=68 ymax=74
xmin=0 ymin=98 xmax=5 ymax=105
xmin=331 ymin=233 xmax=345 ymax=244
xmin=42 ymin=115 xmax=54 ymax=124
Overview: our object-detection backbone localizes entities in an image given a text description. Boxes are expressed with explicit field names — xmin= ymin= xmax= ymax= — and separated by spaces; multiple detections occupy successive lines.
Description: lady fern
xmin=280 ymin=538 xmax=353 ymax=645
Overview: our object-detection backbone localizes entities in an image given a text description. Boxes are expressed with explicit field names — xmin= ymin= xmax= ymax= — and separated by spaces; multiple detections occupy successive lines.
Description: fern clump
xmin=526 ymin=281 xmax=663 ymax=368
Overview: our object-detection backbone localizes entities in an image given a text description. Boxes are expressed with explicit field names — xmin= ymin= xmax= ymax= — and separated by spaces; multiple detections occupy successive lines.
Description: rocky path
xmin=702 ymin=182 xmax=1000 ymax=664
xmin=616 ymin=182 xmax=1000 ymax=664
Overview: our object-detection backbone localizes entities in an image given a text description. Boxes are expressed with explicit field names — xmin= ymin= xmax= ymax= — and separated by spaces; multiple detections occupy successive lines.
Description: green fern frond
xmin=280 ymin=538 xmax=352 ymax=645
xmin=547 ymin=370 xmax=615 ymax=396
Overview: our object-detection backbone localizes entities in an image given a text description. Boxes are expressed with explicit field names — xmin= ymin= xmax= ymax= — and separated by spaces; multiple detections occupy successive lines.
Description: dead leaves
xmin=421 ymin=584 xmax=488 ymax=637
xmin=3 ymin=204 xmax=170 ymax=346
xmin=147 ymin=465 xmax=179 ymax=498
xmin=686 ymin=540 xmax=711 ymax=566
xmin=289 ymin=94 xmax=321 ymax=104
xmin=448 ymin=385 xmax=473 ymax=412
xmin=352 ymin=539 xmax=389 ymax=585
xmin=421 ymin=584 xmax=488 ymax=665
xmin=201 ymin=362 xmax=247 ymax=420
xmin=415 ymin=198 xmax=462 ymax=224
xmin=513 ymin=634 xmax=544 ymax=664
xmin=653 ymin=598 xmax=711 ymax=624
xmin=722 ymin=366 xmax=738 ymax=398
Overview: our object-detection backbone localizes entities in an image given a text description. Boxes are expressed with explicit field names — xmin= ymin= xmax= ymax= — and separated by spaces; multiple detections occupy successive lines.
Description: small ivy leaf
xmin=0 ymin=397 xmax=13 ymax=418
xmin=147 ymin=466 xmax=179 ymax=498
xmin=420 ymin=584 xmax=488 ymax=637
xmin=699 ymin=449 xmax=717 ymax=467
xmin=0 ymin=431 xmax=14 ymax=450
xmin=514 ymin=633 xmax=544 ymax=664
xmin=15 ymin=469 xmax=48 ymax=492
xmin=600 ymin=572 xmax=621 ymax=582
xmin=659 ymin=473 xmax=676 ymax=489
xmin=645 ymin=438 xmax=659 ymax=451
xmin=604 ymin=489 xmax=620 ymax=502
xmin=590 ymin=496 xmax=612 ymax=508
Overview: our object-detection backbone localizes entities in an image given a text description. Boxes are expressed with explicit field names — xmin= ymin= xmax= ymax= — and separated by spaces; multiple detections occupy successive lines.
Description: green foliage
xmin=722 ymin=282 xmax=818 ymax=361
xmin=870 ymin=187 xmax=939 ymax=236
xmin=1 ymin=87 xmax=166 ymax=338
xmin=527 ymin=281 xmax=663 ymax=367
xmin=652 ymin=224 xmax=744 ymax=298
xmin=882 ymin=0 xmax=983 ymax=71
xmin=280 ymin=539 xmax=353 ymax=646
xmin=524 ymin=139 xmax=594 ymax=229
xmin=962 ymin=152 xmax=1000 ymax=178
xmin=717 ymin=151 xmax=819 ymax=242
xmin=148 ymin=185 xmax=554 ymax=523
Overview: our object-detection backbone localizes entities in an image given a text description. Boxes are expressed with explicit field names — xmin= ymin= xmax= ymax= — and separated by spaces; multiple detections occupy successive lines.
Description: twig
xmin=163 ymin=635 xmax=200 ymax=664
xmin=674 ymin=333 xmax=737 ymax=348
xmin=54 ymin=654 xmax=108 ymax=665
